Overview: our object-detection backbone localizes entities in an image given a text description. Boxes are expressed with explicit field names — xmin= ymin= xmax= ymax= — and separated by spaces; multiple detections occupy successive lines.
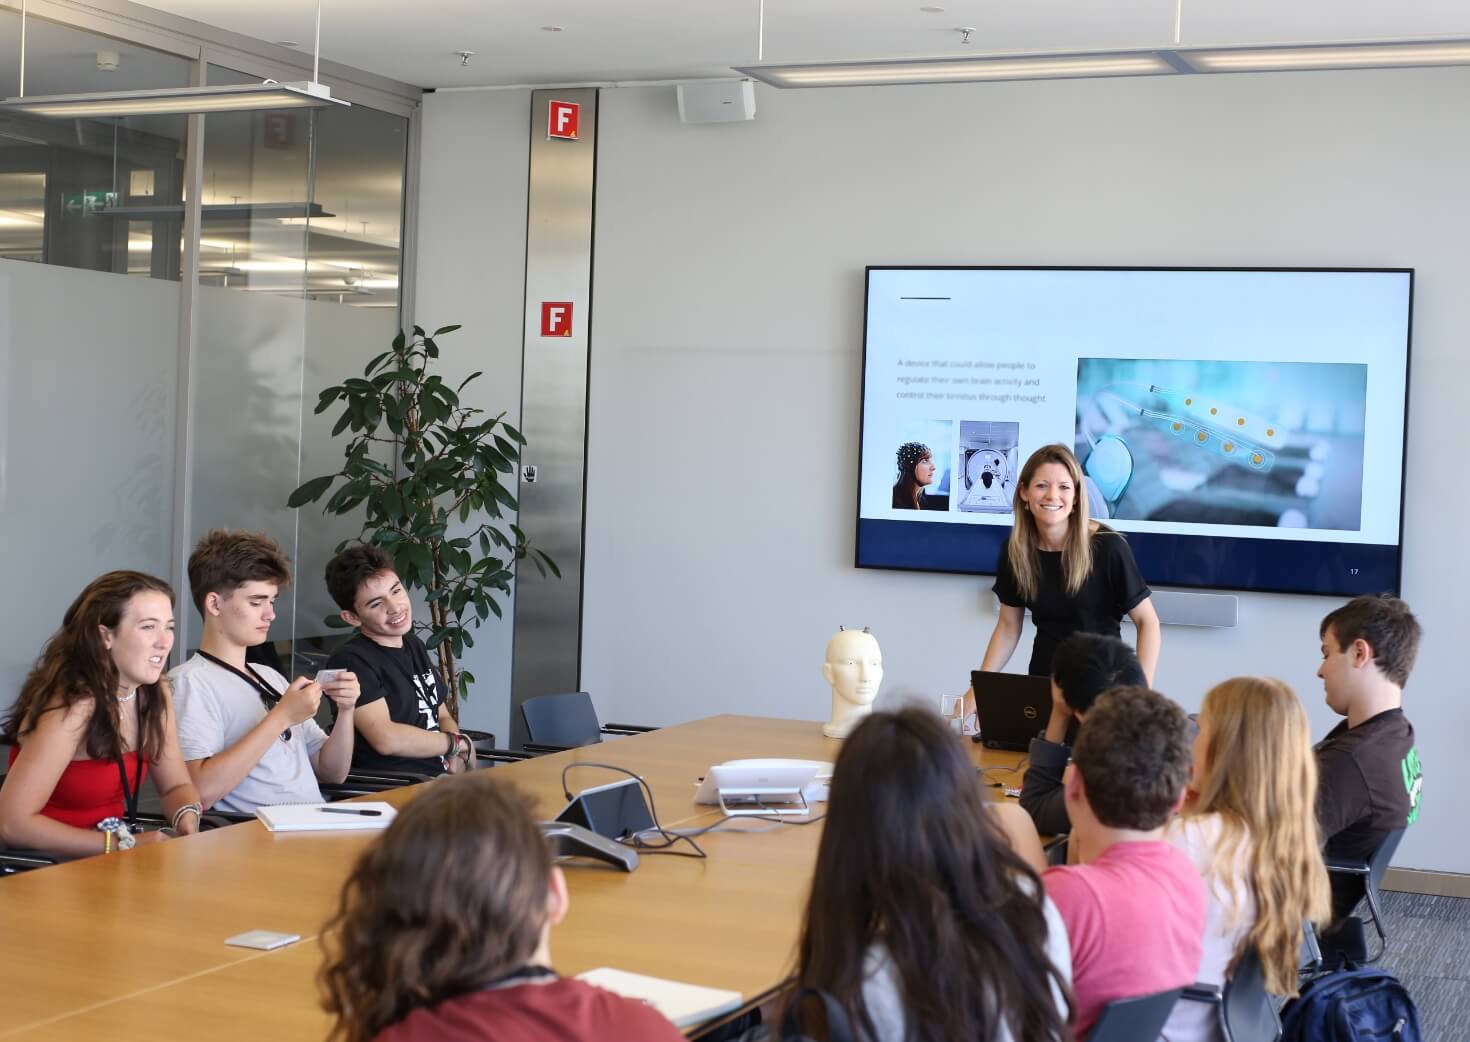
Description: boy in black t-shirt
xmin=1315 ymin=594 xmax=1423 ymax=924
xmin=324 ymin=544 xmax=475 ymax=777
xmin=1019 ymin=632 xmax=1148 ymax=836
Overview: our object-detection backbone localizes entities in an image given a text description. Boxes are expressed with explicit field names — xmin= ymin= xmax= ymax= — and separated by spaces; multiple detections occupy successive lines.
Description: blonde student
xmin=1161 ymin=676 xmax=1331 ymax=1042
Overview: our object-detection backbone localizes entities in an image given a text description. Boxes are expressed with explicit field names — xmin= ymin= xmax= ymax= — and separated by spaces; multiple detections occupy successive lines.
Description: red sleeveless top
xmin=6 ymin=746 xmax=148 ymax=829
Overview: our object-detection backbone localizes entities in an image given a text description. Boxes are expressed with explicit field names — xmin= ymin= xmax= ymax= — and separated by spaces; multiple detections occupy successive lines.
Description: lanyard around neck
xmin=114 ymin=749 xmax=142 ymax=825
xmin=480 ymin=965 xmax=557 ymax=992
xmin=196 ymin=651 xmax=292 ymax=742
xmin=197 ymin=650 xmax=282 ymax=705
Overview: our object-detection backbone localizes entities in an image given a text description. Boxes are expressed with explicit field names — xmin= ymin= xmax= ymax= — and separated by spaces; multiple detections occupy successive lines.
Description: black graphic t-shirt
xmin=327 ymin=632 xmax=446 ymax=777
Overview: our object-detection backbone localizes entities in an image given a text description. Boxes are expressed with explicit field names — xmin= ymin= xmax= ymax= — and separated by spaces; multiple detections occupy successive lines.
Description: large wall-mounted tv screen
xmin=856 ymin=267 xmax=1412 ymax=597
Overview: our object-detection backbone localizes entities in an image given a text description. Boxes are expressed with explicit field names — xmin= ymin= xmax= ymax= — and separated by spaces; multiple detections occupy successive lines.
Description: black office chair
xmin=0 ymin=847 xmax=60 ymax=876
xmin=1088 ymin=986 xmax=1185 ymax=1042
xmin=1306 ymin=827 xmax=1405 ymax=965
xmin=520 ymin=692 xmax=656 ymax=754
xmin=1328 ymin=826 xmax=1404 ymax=957
xmin=0 ymin=757 xmax=67 ymax=873
xmin=0 ymin=765 xmax=186 ymax=868
xmin=1300 ymin=919 xmax=1326 ymax=979
xmin=1179 ymin=945 xmax=1281 ymax=1042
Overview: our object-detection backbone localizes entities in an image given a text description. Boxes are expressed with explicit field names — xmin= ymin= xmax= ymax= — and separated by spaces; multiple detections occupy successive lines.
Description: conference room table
xmin=0 ymin=714 xmax=1026 ymax=1040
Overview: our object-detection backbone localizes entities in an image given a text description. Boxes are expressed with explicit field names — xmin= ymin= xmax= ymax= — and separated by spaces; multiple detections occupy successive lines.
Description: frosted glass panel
xmin=0 ymin=260 xmax=178 ymax=705
xmin=295 ymin=303 xmax=398 ymax=648
xmin=189 ymin=284 xmax=307 ymax=642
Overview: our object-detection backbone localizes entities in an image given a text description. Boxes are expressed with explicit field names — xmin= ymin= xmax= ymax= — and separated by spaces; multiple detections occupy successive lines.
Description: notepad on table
xmin=577 ymin=967 xmax=744 ymax=1028
xmin=255 ymin=802 xmax=396 ymax=832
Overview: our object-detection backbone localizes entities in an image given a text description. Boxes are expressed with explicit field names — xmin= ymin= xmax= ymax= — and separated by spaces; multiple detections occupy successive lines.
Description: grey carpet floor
xmin=1375 ymin=889 xmax=1470 ymax=1041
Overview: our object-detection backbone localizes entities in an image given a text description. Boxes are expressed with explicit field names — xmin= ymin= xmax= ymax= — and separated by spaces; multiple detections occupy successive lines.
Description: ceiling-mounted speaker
xmin=677 ymin=79 xmax=756 ymax=124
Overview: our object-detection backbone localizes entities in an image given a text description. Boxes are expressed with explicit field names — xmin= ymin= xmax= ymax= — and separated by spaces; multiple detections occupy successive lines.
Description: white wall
xmin=413 ymin=69 xmax=1470 ymax=873
xmin=412 ymin=88 xmax=531 ymax=737
xmin=0 ymin=261 xmax=178 ymax=706
xmin=576 ymin=69 xmax=1470 ymax=876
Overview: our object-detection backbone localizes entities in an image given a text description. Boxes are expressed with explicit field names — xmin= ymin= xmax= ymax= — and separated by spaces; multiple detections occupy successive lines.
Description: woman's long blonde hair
xmin=1181 ymin=676 xmax=1331 ymax=996
xmin=1007 ymin=444 xmax=1094 ymax=600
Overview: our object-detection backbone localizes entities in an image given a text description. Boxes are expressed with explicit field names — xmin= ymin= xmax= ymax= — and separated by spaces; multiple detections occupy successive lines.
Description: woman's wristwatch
xmin=96 ymin=816 xmax=135 ymax=852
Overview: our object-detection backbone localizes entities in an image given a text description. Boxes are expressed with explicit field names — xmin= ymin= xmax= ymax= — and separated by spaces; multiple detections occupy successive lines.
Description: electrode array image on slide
xmin=1075 ymin=359 xmax=1367 ymax=532
xmin=855 ymin=267 xmax=1412 ymax=596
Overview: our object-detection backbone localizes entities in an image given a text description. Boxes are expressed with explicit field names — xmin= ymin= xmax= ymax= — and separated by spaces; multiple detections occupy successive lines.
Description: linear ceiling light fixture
xmin=1180 ymin=40 xmax=1470 ymax=73
xmin=736 ymin=37 xmax=1470 ymax=88
xmin=0 ymin=0 xmax=348 ymax=118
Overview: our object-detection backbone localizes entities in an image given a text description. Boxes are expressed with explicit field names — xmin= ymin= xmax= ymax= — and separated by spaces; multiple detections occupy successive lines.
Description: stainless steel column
xmin=510 ymin=89 xmax=597 ymax=746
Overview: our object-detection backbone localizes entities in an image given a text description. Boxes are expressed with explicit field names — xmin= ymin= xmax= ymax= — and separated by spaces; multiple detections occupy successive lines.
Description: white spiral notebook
xmin=255 ymin=802 xmax=397 ymax=832
xmin=577 ymin=967 xmax=743 ymax=1028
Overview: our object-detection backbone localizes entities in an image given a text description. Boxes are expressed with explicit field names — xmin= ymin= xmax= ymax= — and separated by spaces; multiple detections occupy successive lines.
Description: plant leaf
xmin=535 ymin=549 xmax=562 ymax=578
xmin=433 ymin=324 xmax=462 ymax=337
xmin=288 ymin=474 xmax=336 ymax=508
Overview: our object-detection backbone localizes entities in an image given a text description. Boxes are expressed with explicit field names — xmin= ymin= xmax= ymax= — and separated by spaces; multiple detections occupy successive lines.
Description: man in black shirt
xmin=324 ymin=544 xmax=475 ymax=777
xmin=1019 ymin=633 xmax=1147 ymax=836
xmin=1315 ymin=594 xmax=1423 ymax=924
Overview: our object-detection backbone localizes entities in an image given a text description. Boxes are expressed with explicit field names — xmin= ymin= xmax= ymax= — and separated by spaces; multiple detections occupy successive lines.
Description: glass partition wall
xmin=0 ymin=11 xmax=412 ymax=704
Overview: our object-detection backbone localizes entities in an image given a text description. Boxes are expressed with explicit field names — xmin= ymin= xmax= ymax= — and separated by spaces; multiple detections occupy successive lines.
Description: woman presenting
xmin=979 ymin=443 xmax=1160 ymax=687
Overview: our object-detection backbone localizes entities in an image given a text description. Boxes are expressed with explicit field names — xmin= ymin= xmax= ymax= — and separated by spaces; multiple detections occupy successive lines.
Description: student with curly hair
xmin=319 ymin=773 xmax=684 ymax=1042
xmin=1037 ymin=686 xmax=1204 ymax=1040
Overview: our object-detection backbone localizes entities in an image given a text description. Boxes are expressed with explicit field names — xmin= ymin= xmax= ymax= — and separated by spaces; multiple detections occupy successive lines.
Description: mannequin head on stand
xmin=822 ymin=627 xmax=883 ymax=739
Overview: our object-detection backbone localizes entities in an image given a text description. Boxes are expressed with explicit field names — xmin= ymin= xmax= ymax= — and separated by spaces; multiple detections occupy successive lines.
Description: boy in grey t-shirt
xmin=172 ymin=530 xmax=360 ymax=814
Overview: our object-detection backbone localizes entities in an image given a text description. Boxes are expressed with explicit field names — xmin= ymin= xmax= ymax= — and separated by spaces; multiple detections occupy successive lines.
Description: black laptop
xmin=970 ymin=670 xmax=1052 ymax=751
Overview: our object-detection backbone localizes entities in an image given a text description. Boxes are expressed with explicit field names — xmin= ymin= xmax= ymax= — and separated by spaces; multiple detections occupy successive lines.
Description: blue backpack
xmin=1281 ymin=965 xmax=1421 ymax=1042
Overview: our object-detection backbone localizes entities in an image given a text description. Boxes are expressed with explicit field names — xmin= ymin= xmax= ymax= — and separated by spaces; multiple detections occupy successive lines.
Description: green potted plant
xmin=289 ymin=324 xmax=557 ymax=714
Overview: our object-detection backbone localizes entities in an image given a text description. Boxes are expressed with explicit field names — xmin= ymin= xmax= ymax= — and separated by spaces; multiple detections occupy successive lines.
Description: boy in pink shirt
xmin=1042 ymin=686 xmax=1206 ymax=1040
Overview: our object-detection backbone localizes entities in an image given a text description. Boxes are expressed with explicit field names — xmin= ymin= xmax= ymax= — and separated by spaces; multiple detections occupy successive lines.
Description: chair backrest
xmin=1088 ymin=986 xmax=1184 ymax=1042
xmin=1223 ymin=945 xmax=1281 ymax=1042
xmin=1366 ymin=827 xmax=1406 ymax=888
xmin=521 ymin=692 xmax=603 ymax=749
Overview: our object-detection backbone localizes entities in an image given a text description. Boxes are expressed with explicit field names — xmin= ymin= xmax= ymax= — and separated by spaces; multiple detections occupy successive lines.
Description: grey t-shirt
xmin=171 ymin=655 xmax=328 ymax=815
xmin=861 ymin=889 xmax=1073 ymax=1042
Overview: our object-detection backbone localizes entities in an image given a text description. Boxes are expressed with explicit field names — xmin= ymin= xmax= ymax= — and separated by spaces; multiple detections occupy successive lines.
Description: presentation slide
xmin=856 ymin=268 xmax=1412 ymax=596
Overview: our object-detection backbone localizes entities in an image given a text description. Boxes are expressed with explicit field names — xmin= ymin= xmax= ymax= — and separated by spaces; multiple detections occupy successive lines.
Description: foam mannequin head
xmin=822 ymin=628 xmax=883 ymax=739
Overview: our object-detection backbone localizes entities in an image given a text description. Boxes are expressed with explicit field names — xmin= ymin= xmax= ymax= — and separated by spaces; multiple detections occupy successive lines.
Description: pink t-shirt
xmin=1043 ymin=840 xmax=1207 ymax=1040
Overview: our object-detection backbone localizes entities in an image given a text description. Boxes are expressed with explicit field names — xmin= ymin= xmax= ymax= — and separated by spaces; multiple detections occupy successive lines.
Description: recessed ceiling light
xmin=541 ymin=25 xmax=564 ymax=32
xmin=740 ymin=52 xmax=1176 ymax=87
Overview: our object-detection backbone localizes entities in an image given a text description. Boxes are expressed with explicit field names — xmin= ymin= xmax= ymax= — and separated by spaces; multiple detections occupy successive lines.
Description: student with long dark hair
xmin=790 ymin=708 xmax=1072 ymax=1042
xmin=0 ymin=571 xmax=202 ymax=856
xmin=319 ymin=773 xmax=684 ymax=1042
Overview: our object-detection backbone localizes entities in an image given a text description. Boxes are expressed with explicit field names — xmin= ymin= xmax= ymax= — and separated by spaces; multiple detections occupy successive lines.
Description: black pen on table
xmin=318 ymin=806 xmax=383 ymax=816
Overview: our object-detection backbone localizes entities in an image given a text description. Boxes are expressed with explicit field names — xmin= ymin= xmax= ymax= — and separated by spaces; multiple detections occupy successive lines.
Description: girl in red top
xmin=0 ymin=571 xmax=202 ymax=856
xmin=319 ymin=774 xmax=685 ymax=1042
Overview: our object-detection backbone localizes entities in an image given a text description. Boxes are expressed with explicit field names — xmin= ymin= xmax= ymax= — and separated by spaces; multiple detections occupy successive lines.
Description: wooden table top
xmin=0 ymin=714 xmax=1024 ymax=1041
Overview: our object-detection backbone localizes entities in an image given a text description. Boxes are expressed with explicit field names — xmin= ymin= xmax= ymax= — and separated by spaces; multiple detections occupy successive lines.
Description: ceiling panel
xmin=105 ymin=0 xmax=1470 ymax=88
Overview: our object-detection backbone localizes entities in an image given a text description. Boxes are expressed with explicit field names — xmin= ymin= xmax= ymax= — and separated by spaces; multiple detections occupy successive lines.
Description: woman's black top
xmin=992 ymin=528 xmax=1151 ymax=676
